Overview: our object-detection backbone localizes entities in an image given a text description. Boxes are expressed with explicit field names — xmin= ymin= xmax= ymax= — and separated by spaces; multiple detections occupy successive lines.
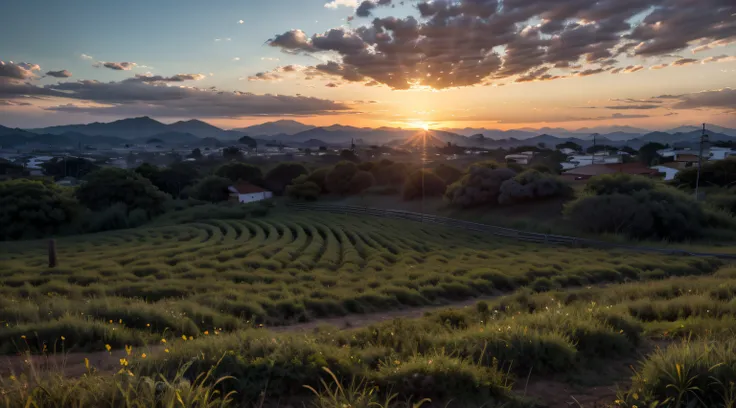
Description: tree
xmin=325 ymin=161 xmax=358 ymax=194
xmin=307 ymin=167 xmax=331 ymax=193
xmin=374 ymin=162 xmax=409 ymax=186
xmin=620 ymin=146 xmax=638 ymax=156
xmin=215 ymin=162 xmax=263 ymax=184
xmin=433 ymin=163 xmax=463 ymax=185
xmin=135 ymin=162 xmax=200 ymax=198
xmin=223 ymin=146 xmax=242 ymax=160
xmin=188 ymin=148 xmax=203 ymax=159
xmin=264 ymin=162 xmax=308 ymax=194
xmin=565 ymin=173 xmax=707 ymax=241
xmin=238 ymin=136 xmax=257 ymax=148
xmin=498 ymin=170 xmax=572 ymax=205
xmin=340 ymin=149 xmax=360 ymax=163
xmin=445 ymin=167 xmax=516 ymax=208
xmin=76 ymin=168 xmax=169 ymax=216
xmin=638 ymin=142 xmax=666 ymax=166
xmin=191 ymin=176 xmax=233 ymax=202
xmin=0 ymin=179 xmax=79 ymax=240
xmin=673 ymin=157 xmax=736 ymax=189
xmin=42 ymin=157 xmax=99 ymax=180
xmin=357 ymin=162 xmax=376 ymax=172
xmin=350 ymin=170 xmax=375 ymax=194
xmin=403 ymin=170 xmax=446 ymax=201
xmin=286 ymin=175 xmax=321 ymax=201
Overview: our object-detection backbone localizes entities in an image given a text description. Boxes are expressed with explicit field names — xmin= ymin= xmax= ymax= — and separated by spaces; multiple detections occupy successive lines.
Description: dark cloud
xmin=672 ymin=58 xmax=699 ymax=66
xmin=134 ymin=73 xmax=206 ymax=82
xmin=325 ymin=82 xmax=340 ymax=88
xmin=671 ymin=88 xmax=736 ymax=110
xmin=267 ymin=0 xmax=735 ymax=90
xmin=98 ymin=62 xmax=137 ymax=71
xmin=514 ymin=67 xmax=565 ymax=83
xmin=628 ymin=0 xmax=736 ymax=56
xmin=622 ymin=65 xmax=644 ymax=73
xmin=605 ymin=104 xmax=660 ymax=110
xmin=612 ymin=98 xmax=663 ymax=104
xmin=1 ymin=77 xmax=354 ymax=117
xmin=702 ymin=55 xmax=736 ymax=64
xmin=45 ymin=70 xmax=72 ymax=78
xmin=0 ymin=61 xmax=41 ymax=80
xmin=355 ymin=0 xmax=391 ymax=17
xmin=610 ymin=113 xmax=650 ymax=119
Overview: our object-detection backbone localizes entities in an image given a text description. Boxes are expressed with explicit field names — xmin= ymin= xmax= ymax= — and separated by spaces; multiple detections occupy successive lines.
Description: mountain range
xmin=2 ymin=117 xmax=735 ymax=150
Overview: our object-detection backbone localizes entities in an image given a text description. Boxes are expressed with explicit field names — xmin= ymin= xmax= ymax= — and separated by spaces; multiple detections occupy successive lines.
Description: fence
xmin=287 ymin=203 xmax=736 ymax=260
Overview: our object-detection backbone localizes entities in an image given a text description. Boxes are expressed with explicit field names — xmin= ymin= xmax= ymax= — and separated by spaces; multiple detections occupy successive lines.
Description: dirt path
xmin=0 ymin=296 xmax=489 ymax=379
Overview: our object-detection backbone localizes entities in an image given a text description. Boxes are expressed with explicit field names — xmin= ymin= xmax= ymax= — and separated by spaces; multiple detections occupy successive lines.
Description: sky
xmin=0 ymin=0 xmax=734 ymax=131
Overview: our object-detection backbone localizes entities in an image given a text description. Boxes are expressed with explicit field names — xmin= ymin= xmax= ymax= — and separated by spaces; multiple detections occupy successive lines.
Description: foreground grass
xmin=5 ymin=272 xmax=736 ymax=407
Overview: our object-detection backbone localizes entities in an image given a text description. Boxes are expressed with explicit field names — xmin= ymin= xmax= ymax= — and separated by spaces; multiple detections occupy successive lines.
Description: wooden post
xmin=48 ymin=239 xmax=57 ymax=268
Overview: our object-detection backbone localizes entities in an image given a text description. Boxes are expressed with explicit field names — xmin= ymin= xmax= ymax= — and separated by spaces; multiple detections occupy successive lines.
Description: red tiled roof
xmin=564 ymin=163 xmax=659 ymax=177
xmin=230 ymin=183 xmax=269 ymax=194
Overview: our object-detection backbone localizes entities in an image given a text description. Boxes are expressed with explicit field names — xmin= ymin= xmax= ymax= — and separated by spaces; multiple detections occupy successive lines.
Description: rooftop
xmin=229 ymin=183 xmax=269 ymax=194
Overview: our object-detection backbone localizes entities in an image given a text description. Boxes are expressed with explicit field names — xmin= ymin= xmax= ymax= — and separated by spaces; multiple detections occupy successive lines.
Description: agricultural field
xmin=0 ymin=210 xmax=723 ymax=354
xmin=1 ymin=209 xmax=735 ymax=407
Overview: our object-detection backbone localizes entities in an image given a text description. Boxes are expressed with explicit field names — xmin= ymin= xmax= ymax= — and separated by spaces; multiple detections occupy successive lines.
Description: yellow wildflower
xmin=61 ymin=336 xmax=65 ymax=341
xmin=164 ymin=348 xmax=170 ymax=353
xmin=125 ymin=345 xmax=132 ymax=356
xmin=109 ymin=320 xmax=113 ymax=324
xmin=204 ymin=331 xmax=209 ymax=335
xmin=119 ymin=358 xmax=128 ymax=367
xmin=146 ymin=323 xmax=150 ymax=327
xmin=105 ymin=344 xmax=112 ymax=352
xmin=161 ymin=338 xmax=167 ymax=344
xmin=141 ymin=353 xmax=147 ymax=359
xmin=9 ymin=375 xmax=16 ymax=382
xmin=20 ymin=335 xmax=26 ymax=340
xmin=188 ymin=336 xmax=193 ymax=341
xmin=181 ymin=335 xmax=187 ymax=341
xmin=84 ymin=358 xmax=90 ymax=370
xmin=119 ymin=319 xmax=122 ymax=324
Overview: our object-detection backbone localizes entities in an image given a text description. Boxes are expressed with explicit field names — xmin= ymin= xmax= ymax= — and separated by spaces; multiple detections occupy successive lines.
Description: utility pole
xmin=694 ymin=123 xmax=709 ymax=200
xmin=591 ymin=133 xmax=599 ymax=165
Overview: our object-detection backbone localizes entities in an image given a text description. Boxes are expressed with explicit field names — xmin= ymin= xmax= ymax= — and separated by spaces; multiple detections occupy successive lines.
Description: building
xmin=228 ymin=183 xmax=273 ymax=204
xmin=561 ymin=154 xmax=622 ymax=170
xmin=505 ymin=151 xmax=535 ymax=165
xmin=562 ymin=162 xmax=659 ymax=181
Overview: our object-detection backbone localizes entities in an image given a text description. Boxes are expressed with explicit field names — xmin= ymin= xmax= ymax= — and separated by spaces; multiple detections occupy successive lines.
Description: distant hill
xmin=404 ymin=132 xmax=447 ymax=148
xmin=168 ymin=119 xmax=232 ymax=139
xmin=134 ymin=132 xmax=201 ymax=145
xmin=233 ymin=120 xmax=315 ymax=136
xmin=0 ymin=131 xmax=127 ymax=148
xmin=30 ymin=117 xmax=169 ymax=138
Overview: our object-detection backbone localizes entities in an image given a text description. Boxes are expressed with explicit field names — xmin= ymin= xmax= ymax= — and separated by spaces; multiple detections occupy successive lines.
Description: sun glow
xmin=408 ymin=121 xmax=431 ymax=131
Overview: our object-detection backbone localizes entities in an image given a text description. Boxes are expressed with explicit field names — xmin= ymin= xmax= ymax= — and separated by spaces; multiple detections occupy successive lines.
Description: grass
xmin=0 ymin=210 xmax=723 ymax=354
xmin=3 ymin=209 xmax=736 ymax=407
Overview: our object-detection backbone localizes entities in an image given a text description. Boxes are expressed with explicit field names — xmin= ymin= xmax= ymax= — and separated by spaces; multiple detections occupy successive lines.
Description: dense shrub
xmin=0 ymin=179 xmax=80 ymax=240
xmin=373 ymin=162 xmax=409 ymax=186
xmin=498 ymin=170 xmax=572 ymax=205
xmin=76 ymin=168 xmax=169 ymax=216
xmin=433 ymin=163 xmax=463 ymax=185
xmin=403 ymin=170 xmax=447 ymax=201
xmin=445 ymin=167 xmax=516 ymax=207
xmin=264 ymin=162 xmax=308 ymax=194
xmin=350 ymin=170 xmax=375 ymax=194
xmin=286 ymin=175 xmax=321 ymax=201
xmin=325 ymin=161 xmax=358 ymax=195
xmin=565 ymin=174 xmax=708 ymax=240
xmin=307 ymin=167 xmax=331 ymax=192
xmin=215 ymin=162 xmax=263 ymax=184
xmin=364 ymin=185 xmax=400 ymax=195
xmin=191 ymin=175 xmax=232 ymax=202
xmin=673 ymin=157 xmax=736 ymax=188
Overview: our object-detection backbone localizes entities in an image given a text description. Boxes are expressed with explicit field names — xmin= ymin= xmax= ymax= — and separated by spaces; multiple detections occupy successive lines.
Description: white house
xmin=505 ymin=151 xmax=535 ymax=165
xmin=228 ymin=183 xmax=273 ymax=204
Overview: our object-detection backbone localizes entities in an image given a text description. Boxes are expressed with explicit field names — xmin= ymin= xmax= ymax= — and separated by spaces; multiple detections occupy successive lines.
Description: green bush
xmin=286 ymin=176 xmax=321 ymax=201
xmin=445 ymin=167 xmax=516 ymax=207
xmin=76 ymin=168 xmax=169 ymax=216
xmin=325 ymin=161 xmax=358 ymax=195
xmin=191 ymin=176 xmax=233 ymax=202
xmin=215 ymin=162 xmax=263 ymax=184
xmin=433 ymin=163 xmax=463 ymax=185
xmin=565 ymin=174 xmax=709 ymax=240
xmin=0 ymin=179 xmax=80 ymax=240
xmin=403 ymin=170 xmax=446 ymax=201
xmin=498 ymin=170 xmax=572 ymax=205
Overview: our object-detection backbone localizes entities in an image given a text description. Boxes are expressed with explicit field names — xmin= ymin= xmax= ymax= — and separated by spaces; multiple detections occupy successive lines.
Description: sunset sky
xmin=1 ymin=0 xmax=734 ymax=130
